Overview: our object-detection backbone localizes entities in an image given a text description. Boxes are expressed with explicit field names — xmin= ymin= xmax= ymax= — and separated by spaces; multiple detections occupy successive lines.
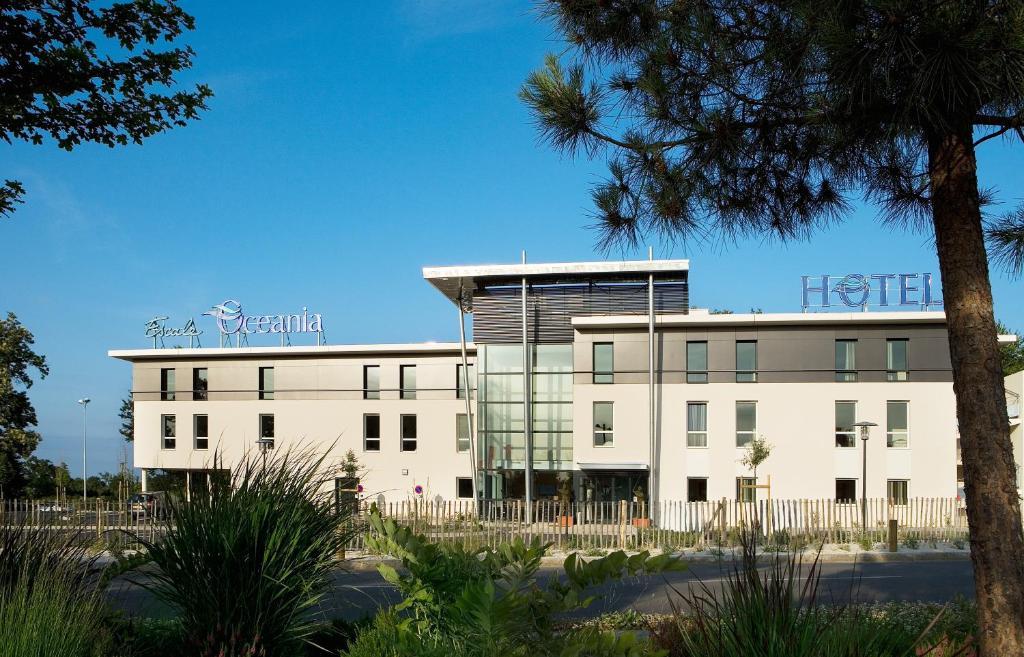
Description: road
xmin=105 ymin=558 xmax=975 ymax=622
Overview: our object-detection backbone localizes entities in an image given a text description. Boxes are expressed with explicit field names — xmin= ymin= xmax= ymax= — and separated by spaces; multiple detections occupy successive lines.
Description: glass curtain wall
xmin=477 ymin=343 xmax=573 ymax=500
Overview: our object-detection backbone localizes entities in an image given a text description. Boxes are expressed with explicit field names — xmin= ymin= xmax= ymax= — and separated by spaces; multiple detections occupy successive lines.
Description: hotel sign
xmin=203 ymin=300 xmax=323 ymax=336
xmin=145 ymin=299 xmax=325 ymax=348
xmin=801 ymin=273 xmax=943 ymax=310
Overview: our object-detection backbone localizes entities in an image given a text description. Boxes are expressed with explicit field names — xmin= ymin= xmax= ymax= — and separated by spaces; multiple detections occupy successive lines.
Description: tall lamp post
xmin=77 ymin=398 xmax=90 ymax=503
xmin=853 ymin=421 xmax=877 ymax=534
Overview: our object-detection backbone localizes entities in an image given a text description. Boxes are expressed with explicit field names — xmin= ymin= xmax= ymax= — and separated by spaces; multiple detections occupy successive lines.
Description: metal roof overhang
xmin=576 ymin=462 xmax=650 ymax=471
xmin=422 ymin=259 xmax=689 ymax=310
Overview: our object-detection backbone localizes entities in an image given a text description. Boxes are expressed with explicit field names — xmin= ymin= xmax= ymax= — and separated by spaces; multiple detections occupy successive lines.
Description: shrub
xmin=358 ymin=508 xmax=680 ymax=656
xmin=138 ymin=449 xmax=357 ymax=657
xmin=649 ymin=533 xmax=973 ymax=657
xmin=902 ymin=535 xmax=921 ymax=550
xmin=0 ymin=522 xmax=112 ymax=657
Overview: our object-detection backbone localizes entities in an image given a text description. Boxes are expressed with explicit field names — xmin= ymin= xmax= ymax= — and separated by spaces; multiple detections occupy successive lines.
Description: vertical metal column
xmin=648 ymin=247 xmax=657 ymax=520
xmin=522 ymin=251 xmax=533 ymax=517
xmin=457 ymin=292 xmax=478 ymax=503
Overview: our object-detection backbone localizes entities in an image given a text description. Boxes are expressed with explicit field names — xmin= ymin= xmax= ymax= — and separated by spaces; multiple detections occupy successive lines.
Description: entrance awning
xmin=576 ymin=463 xmax=649 ymax=471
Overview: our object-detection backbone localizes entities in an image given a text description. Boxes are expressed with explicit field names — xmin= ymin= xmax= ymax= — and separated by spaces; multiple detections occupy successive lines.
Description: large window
xmin=363 ymin=365 xmax=380 ymax=400
xmin=887 ymin=479 xmax=909 ymax=505
xmin=686 ymin=341 xmax=708 ymax=383
xmin=835 ymin=340 xmax=857 ymax=382
xmin=161 ymin=414 xmax=176 ymax=449
xmin=887 ymin=401 xmax=909 ymax=448
xmin=687 ymin=477 xmax=708 ymax=502
xmin=736 ymin=341 xmax=757 ymax=383
xmin=835 ymin=479 xmax=857 ymax=503
xmin=593 ymin=402 xmax=614 ymax=446
xmin=259 ymin=413 xmax=275 ymax=449
xmin=456 ymin=477 xmax=474 ymax=499
xmin=835 ymin=401 xmax=857 ymax=448
xmin=456 ymin=413 xmax=470 ymax=453
xmin=886 ymin=339 xmax=909 ymax=381
xmin=593 ymin=343 xmax=613 ymax=384
xmin=456 ymin=363 xmax=474 ymax=399
xmin=193 ymin=414 xmax=208 ymax=450
xmin=400 ymin=365 xmax=416 ymax=400
xmin=735 ymin=401 xmax=756 ymax=447
xmin=364 ymin=414 xmax=380 ymax=452
xmin=160 ymin=368 xmax=175 ymax=401
xmin=686 ymin=402 xmax=708 ymax=447
xmin=736 ymin=477 xmax=756 ymax=502
xmin=259 ymin=367 xmax=274 ymax=400
xmin=193 ymin=368 xmax=208 ymax=401
xmin=401 ymin=414 xmax=417 ymax=452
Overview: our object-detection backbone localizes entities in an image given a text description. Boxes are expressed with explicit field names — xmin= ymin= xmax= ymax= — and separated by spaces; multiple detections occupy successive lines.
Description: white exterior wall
xmin=575 ymin=381 xmax=957 ymax=502
xmin=133 ymin=398 xmax=475 ymax=502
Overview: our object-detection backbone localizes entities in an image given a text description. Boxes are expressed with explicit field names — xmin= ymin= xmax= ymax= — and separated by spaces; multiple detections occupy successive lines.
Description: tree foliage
xmin=0 ymin=313 xmax=48 ymax=496
xmin=521 ymin=1 xmax=1024 ymax=249
xmin=118 ymin=396 xmax=134 ymax=442
xmin=998 ymin=321 xmax=1024 ymax=375
xmin=0 ymin=0 xmax=212 ymax=218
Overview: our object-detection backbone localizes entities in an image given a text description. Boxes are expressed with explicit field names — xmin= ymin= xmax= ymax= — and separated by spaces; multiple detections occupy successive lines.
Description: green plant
xmin=902 ymin=535 xmax=921 ymax=550
xmin=650 ymin=535 xmax=969 ymax=657
xmin=858 ymin=535 xmax=874 ymax=552
xmin=0 ymin=522 xmax=112 ymax=657
xmin=361 ymin=507 xmax=681 ymax=656
xmin=953 ymin=539 xmax=967 ymax=550
xmin=137 ymin=448 xmax=357 ymax=657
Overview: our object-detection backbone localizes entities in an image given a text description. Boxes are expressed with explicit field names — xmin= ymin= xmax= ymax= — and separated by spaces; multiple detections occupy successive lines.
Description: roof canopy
xmin=422 ymin=259 xmax=689 ymax=309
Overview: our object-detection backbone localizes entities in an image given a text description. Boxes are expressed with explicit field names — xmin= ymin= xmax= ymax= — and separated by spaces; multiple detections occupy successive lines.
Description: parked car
xmin=129 ymin=492 xmax=169 ymax=519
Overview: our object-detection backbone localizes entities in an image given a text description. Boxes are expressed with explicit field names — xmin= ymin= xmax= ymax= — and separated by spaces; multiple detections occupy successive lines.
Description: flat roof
xmin=109 ymin=342 xmax=475 ymax=362
xmin=422 ymin=259 xmax=689 ymax=308
xmin=572 ymin=311 xmax=951 ymax=328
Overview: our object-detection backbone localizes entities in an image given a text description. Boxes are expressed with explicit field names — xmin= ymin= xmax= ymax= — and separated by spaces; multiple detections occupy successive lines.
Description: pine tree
xmin=522 ymin=2 xmax=1024 ymax=651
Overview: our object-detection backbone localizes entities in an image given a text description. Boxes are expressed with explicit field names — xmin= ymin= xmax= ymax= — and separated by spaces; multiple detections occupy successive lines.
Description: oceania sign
xmin=801 ymin=273 xmax=943 ymax=310
xmin=203 ymin=300 xmax=324 ymax=335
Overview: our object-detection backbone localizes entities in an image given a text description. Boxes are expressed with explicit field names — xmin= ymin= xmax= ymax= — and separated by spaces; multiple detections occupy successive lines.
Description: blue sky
xmin=2 ymin=1 xmax=1022 ymax=476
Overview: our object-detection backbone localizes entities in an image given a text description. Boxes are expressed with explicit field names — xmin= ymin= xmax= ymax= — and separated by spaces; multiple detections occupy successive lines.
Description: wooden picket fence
xmin=0 ymin=496 xmax=973 ymax=554
xmin=343 ymin=497 xmax=973 ymax=553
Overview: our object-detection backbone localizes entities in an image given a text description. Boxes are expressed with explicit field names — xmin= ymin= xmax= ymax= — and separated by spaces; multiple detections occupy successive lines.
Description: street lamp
xmin=256 ymin=438 xmax=274 ymax=467
xmin=77 ymin=398 xmax=90 ymax=503
xmin=853 ymin=421 xmax=877 ymax=533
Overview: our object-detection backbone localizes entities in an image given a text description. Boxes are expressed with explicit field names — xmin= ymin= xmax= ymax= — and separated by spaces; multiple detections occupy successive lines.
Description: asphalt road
xmin=105 ymin=558 xmax=976 ymax=622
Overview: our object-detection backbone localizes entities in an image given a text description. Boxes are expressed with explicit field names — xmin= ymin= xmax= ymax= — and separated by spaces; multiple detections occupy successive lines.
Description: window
xmin=887 ymin=479 xmax=909 ymax=505
xmin=735 ymin=401 xmax=756 ymax=447
xmin=259 ymin=413 xmax=275 ymax=450
xmin=363 ymin=365 xmax=380 ymax=400
xmin=687 ymin=477 xmax=708 ymax=502
xmin=887 ymin=401 xmax=909 ymax=448
xmin=686 ymin=402 xmax=708 ymax=447
xmin=456 ymin=413 xmax=470 ymax=453
xmin=401 ymin=414 xmax=417 ymax=451
xmin=886 ymin=339 xmax=909 ymax=381
xmin=400 ymin=365 xmax=416 ymax=399
xmin=593 ymin=402 xmax=614 ymax=446
xmin=193 ymin=368 xmax=208 ymax=401
xmin=363 ymin=414 xmax=380 ymax=452
xmin=736 ymin=477 xmax=756 ymax=502
xmin=686 ymin=341 xmax=708 ymax=383
xmin=456 ymin=363 xmax=474 ymax=399
xmin=835 ymin=401 xmax=857 ymax=448
xmin=835 ymin=479 xmax=857 ymax=503
xmin=160 ymin=368 xmax=175 ymax=401
xmin=194 ymin=414 xmax=208 ymax=450
xmin=835 ymin=340 xmax=857 ymax=382
xmin=259 ymin=367 xmax=274 ymax=400
xmin=456 ymin=477 xmax=473 ymax=499
xmin=593 ymin=343 xmax=614 ymax=384
xmin=161 ymin=414 xmax=176 ymax=449
xmin=736 ymin=341 xmax=757 ymax=383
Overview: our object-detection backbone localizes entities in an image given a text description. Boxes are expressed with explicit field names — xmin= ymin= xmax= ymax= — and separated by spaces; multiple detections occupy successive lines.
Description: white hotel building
xmin=110 ymin=259 xmax=1021 ymax=506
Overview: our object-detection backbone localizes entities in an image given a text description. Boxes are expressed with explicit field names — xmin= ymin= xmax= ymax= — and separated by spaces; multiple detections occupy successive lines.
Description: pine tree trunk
xmin=928 ymin=126 xmax=1024 ymax=655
